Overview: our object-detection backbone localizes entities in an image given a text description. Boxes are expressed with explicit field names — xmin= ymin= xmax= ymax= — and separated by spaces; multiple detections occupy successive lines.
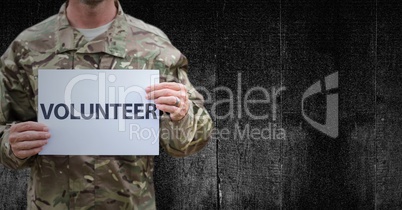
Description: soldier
xmin=0 ymin=0 xmax=213 ymax=209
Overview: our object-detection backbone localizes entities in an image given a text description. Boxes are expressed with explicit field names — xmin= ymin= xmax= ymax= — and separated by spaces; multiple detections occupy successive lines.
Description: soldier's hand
xmin=9 ymin=122 xmax=51 ymax=159
xmin=146 ymin=82 xmax=190 ymax=121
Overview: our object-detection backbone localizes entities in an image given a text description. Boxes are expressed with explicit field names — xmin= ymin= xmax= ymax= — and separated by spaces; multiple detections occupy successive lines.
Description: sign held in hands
xmin=38 ymin=69 xmax=160 ymax=156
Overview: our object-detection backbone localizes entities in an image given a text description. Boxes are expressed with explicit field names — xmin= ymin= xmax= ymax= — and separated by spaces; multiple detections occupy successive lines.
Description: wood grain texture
xmin=340 ymin=1 xmax=377 ymax=209
xmin=215 ymin=1 xmax=283 ymax=209
xmin=280 ymin=0 xmax=341 ymax=208
xmin=281 ymin=0 xmax=377 ymax=209
xmin=376 ymin=0 xmax=402 ymax=209
xmin=0 ymin=169 xmax=29 ymax=210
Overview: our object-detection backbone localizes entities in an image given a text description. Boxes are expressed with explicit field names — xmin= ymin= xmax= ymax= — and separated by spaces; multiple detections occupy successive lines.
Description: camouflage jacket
xmin=0 ymin=2 xmax=212 ymax=210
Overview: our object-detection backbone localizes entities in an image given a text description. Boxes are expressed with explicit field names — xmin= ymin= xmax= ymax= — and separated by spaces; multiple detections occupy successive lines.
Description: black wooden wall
xmin=1 ymin=0 xmax=401 ymax=209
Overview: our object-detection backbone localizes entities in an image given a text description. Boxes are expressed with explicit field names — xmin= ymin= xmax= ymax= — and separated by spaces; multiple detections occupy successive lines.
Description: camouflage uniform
xmin=0 ymin=2 xmax=212 ymax=209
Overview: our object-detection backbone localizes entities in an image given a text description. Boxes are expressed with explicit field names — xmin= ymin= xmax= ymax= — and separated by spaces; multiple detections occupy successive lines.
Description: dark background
xmin=1 ymin=0 xmax=402 ymax=209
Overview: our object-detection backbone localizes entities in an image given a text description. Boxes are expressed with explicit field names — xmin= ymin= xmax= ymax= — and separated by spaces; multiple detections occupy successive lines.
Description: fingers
xmin=156 ymin=103 xmax=180 ymax=114
xmin=146 ymin=83 xmax=188 ymax=102
xmin=12 ymin=139 xmax=48 ymax=151
xmin=146 ymin=82 xmax=187 ymax=99
xmin=12 ymin=147 xmax=45 ymax=160
xmin=146 ymin=82 xmax=184 ymax=92
xmin=10 ymin=121 xmax=49 ymax=133
xmin=146 ymin=89 xmax=179 ymax=100
xmin=156 ymin=101 xmax=189 ymax=121
xmin=9 ymin=130 xmax=50 ymax=144
xmin=9 ymin=121 xmax=51 ymax=159
xmin=154 ymin=96 xmax=180 ymax=107
xmin=154 ymin=96 xmax=187 ymax=120
xmin=145 ymin=82 xmax=189 ymax=121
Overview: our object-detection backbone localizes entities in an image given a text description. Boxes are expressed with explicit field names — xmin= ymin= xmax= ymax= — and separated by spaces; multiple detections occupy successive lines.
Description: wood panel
xmin=281 ymin=0 xmax=377 ymax=209
xmin=376 ymin=0 xmax=402 ymax=208
xmin=216 ymin=1 xmax=282 ymax=209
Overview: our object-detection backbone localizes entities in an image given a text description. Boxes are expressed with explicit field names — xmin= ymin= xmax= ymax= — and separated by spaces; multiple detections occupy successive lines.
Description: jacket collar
xmin=55 ymin=1 xmax=127 ymax=58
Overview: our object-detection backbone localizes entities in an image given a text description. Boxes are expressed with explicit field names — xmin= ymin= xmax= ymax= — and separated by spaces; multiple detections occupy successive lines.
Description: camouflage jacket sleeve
xmin=0 ymin=42 xmax=37 ymax=169
xmin=159 ymin=54 xmax=213 ymax=158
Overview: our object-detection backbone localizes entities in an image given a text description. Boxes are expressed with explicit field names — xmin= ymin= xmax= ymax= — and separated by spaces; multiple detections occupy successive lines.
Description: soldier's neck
xmin=66 ymin=0 xmax=117 ymax=29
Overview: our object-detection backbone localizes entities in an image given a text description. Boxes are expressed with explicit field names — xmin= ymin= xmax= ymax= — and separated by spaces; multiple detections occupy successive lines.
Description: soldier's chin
xmin=80 ymin=0 xmax=105 ymax=7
